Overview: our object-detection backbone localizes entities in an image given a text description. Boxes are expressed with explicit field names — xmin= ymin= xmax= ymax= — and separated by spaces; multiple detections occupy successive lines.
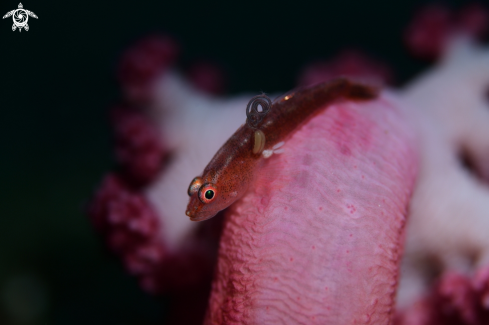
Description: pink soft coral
xmin=87 ymin=3 xmax=489 ymax=324
xmin=395 ymin=3 xmax=489 ymax=324
xmin=205 ymin=94 xmax=417 ymax=324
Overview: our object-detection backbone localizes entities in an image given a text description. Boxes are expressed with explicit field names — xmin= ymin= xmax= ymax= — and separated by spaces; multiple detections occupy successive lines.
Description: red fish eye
xmin=199 ymin=184 xmax=217 ymax=204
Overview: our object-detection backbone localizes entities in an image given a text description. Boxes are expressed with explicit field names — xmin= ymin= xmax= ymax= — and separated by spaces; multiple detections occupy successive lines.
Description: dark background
xmin=0 ymin=0 xmax=465 ymax=324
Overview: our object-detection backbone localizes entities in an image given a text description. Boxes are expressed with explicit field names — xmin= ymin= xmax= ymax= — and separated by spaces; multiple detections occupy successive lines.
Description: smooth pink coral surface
xmin=205 ymin=96 xmax=417 ymax=324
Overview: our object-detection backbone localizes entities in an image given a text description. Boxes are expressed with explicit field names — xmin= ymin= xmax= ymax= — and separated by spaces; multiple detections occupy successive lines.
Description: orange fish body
xmin=186 ymin=78 xmax=379 ymax=221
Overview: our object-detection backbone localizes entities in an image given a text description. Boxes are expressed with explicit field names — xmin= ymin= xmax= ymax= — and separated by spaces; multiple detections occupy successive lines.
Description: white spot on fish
xmin=262 ymin=149 xmax=273 ymax=158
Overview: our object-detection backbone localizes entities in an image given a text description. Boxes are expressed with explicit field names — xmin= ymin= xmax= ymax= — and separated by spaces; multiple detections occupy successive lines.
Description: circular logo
xmin=13 ymin=9 xmax=28 ymax=27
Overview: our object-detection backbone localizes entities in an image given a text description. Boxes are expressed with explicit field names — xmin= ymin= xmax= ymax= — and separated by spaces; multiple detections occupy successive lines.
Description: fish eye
xmin=205 ymin=190 xmax=214 ymax=200
xmin=188 ymin=177 xmax=203 ymax=196
xmin=199 ymin=184 xmax=217 ymax=204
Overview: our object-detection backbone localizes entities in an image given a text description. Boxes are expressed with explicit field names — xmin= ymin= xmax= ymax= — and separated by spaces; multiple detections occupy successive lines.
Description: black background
xmin=0 ymin=0 xmax=466 ymax=324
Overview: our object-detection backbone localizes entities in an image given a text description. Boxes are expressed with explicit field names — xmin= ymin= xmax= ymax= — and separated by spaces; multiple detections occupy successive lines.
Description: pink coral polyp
xmin=206 ymin=96 xmax=417 ymax=324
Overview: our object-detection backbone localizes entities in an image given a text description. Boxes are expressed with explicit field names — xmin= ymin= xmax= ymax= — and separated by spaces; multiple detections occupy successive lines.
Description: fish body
xmin=186 ymin=78 xmax=379 ymax=221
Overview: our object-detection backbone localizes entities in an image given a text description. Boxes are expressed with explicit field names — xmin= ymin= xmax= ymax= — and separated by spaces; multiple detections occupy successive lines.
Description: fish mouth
xmin=189 ymin=211 xmax=217 ymax=222
xmin=189 ymin=216 xmax=205 ymax=222
xmin=186 ymin=203 xmax=219 ymax=221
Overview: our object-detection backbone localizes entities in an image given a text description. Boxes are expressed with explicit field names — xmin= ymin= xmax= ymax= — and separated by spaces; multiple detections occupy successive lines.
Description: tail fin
xmin=333 ymin=77 xmax=381 ymax=101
